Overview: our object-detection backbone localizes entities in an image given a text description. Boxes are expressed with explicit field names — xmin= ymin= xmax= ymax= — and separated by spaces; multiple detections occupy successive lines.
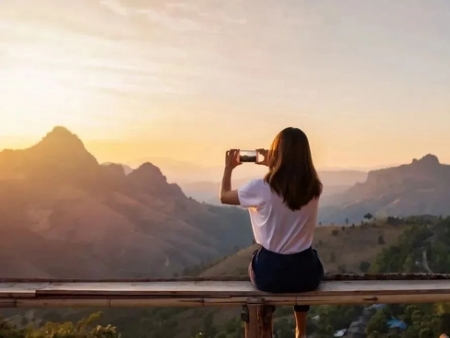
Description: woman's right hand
xmin=256 ymin=148 xmax=269 ymax=166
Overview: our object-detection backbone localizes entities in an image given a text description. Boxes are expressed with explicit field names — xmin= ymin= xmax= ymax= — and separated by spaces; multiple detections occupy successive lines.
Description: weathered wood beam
xmin=1 ymin=279 xmax=450 ymax=308
xmin=2 ymin=273 xmax=450 ymax=283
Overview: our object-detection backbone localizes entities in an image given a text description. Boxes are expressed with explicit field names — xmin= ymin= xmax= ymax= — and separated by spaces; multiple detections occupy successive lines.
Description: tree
xmin=0 ymin=312 xmax=121 ymax=338
xmin=378 ymin=235 xmax=385 ymax=245
xmin=366 ymin=310 xmax=388 ymax=335
xmin=364 ymin=213 xmax=374 ymax=221
xmin=331 ymin=229 xmax=339 ymax=236
xmin=345 ymin=218 xmax=349 ymax=226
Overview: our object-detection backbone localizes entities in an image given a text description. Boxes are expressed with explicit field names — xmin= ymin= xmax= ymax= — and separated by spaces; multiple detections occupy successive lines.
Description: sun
xmin=0 ymin=61 xmax=90 ymax=139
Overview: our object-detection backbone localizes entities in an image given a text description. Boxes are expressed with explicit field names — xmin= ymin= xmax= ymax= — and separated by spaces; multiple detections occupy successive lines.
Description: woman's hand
xmin=256 ymin=148 xmax=269 ymax=166
xmin=225 ymin=149 xmax=241 ymax=170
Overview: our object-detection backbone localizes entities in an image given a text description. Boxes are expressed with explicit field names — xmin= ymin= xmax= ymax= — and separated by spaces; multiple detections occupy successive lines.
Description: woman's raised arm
xmin=220 ymin=149 xmax=241 ymax=205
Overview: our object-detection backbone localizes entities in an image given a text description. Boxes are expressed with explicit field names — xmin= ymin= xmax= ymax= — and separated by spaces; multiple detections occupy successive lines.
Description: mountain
xmin=101 ymin=162 xmax=134 ymax=175
xmin=181 ymin=170 xmax=367 ymax=205
xmin=126 ymin=157 xmax=224 ymax=183
xmin=0 ymin=127 xmax=252 ymax=278
xmin=319 ymin=154 xmax=450 ymax=224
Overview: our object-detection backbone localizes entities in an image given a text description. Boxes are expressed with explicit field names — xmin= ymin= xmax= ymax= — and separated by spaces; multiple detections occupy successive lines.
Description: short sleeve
xmin=237 ymin=179 xmax=263 ymax=208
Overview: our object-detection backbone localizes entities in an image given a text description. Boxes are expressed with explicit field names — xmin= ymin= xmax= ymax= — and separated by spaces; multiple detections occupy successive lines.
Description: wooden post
xmin=241 ymin=304 xmax=274 ymax=338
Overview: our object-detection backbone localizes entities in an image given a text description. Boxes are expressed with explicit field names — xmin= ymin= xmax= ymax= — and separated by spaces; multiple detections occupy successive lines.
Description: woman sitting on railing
xmin=220 ymin=127 xmax=324 ymax=338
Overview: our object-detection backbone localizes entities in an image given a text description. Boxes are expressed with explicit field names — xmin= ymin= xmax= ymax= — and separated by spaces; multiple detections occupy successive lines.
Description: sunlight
xmin=0 ymin=64 xmax=85 ymax=136
xmin=1 ymin=63 xmax=79 ymax=106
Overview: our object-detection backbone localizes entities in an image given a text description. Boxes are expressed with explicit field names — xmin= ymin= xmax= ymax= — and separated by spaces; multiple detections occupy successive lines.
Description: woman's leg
xmin=294 ymin=311 xmax=307 ymax=338
xmin=248 ymin=257 xmax=275 ymax=336
xmin=248 ymin=261 xmax=256 ymax=285
xmin=293 ymin=306 xmax=309 ymax=338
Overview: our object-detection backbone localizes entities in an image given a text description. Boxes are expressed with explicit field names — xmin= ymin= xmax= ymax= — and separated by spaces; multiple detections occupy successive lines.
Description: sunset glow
xmin=1 ymin=0 xmax=450 ymax=176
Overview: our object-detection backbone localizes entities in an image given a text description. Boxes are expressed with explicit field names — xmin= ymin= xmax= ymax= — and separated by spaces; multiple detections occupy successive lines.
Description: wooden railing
xmin=2 ymin=275 xmax=450 ymax=337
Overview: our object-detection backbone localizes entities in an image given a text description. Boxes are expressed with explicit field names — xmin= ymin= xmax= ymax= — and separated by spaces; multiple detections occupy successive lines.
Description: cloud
xmin=99 ymin=0 xmax=131 ymax=16
xmin=164 ymin=3 xmax=196 ymax=11
xmin=136 ymin=8 xmax=201 ymax=31
xmin=100 ymin=0 xmax=201 ymax=31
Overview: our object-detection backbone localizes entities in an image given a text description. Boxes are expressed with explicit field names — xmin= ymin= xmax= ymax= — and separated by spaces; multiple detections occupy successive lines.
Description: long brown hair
xmin=264 ymin=127 xmax=322 ymax=211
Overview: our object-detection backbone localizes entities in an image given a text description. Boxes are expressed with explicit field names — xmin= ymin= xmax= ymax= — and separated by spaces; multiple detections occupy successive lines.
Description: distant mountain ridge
xmin=0 ymin=127 xmax=252 ymax=279
xmin=319 ymin=154 xmax=450 ymax=224
xmin=181 ymin=170 xmax=368 ymax=205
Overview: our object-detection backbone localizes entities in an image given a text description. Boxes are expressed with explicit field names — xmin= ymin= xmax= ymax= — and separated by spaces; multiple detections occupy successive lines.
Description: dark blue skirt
xmin=248 ymin=246 xmax=324 ymax=312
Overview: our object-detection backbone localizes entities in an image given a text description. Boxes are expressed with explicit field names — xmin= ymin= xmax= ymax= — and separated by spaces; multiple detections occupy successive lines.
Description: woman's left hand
xmin=225 ymin=149 xmax=241 ymax=169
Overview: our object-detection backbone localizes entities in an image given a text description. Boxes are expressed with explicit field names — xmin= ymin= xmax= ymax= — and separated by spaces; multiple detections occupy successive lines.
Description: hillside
xmin=0 ymin=127 xmax=253 ymax=278
xmin=201 ymin=221 xmax=405 ymax=277
xmin=319 ymin=154 xmax=450 ymax=224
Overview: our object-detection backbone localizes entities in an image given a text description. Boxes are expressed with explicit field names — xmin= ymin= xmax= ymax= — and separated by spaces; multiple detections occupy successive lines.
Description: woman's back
xmin=238 ymin=178 xmax=319 ymax=255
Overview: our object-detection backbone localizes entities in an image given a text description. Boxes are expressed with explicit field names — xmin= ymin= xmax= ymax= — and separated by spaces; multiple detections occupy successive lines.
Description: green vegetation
xmin=0 ymin=312 xmax=120 ymax=338
xmin=365 ymin=218 xmax=450 ymax=337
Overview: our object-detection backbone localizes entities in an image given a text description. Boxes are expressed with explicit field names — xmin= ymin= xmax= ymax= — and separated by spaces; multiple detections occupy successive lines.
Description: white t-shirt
xmin=237 ymin=178 xmax=319 ymax=255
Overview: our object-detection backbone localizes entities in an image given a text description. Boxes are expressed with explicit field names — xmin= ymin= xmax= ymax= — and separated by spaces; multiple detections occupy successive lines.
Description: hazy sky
xmin=1 ymin=0 xmax=450 ymax=172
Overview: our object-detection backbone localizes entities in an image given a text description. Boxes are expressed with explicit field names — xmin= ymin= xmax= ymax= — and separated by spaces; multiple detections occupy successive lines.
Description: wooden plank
xmin=36 ymin=280 xmax=450 ymax=296
xmin=3 ymin=273 xmax=450 ymax=283
xmin=5 ymin=293 xmax=450 ymax=308
xmin=0 ymin=280 xmax=450 ymax=308
xmin=0 ymin=283 xmax=47 ymax=298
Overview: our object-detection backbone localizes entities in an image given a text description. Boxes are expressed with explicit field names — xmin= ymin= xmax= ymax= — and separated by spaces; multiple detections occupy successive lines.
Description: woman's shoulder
xmin=239 ymin=178 xmax=269 ymax=195
xmin=246 ymin=178 xmax=269 ymax=189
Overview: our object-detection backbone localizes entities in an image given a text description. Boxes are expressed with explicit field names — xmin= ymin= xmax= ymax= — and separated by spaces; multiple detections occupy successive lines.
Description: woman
xmin=220 ymin=127 xmax=324 ymax=338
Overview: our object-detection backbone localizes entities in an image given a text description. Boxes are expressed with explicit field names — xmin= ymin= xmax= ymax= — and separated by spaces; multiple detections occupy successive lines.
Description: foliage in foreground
xmin=0 ymin=312 xmax=120 ymax=338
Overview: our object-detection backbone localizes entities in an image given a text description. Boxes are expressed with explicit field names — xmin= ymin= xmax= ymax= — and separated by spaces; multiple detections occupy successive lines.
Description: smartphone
xmin=239 ymin=150 xmax=258 ymax=163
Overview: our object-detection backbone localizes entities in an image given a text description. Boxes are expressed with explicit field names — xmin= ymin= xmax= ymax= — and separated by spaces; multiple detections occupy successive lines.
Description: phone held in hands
xmin=239 ymin=150 xmax=258 ymax=163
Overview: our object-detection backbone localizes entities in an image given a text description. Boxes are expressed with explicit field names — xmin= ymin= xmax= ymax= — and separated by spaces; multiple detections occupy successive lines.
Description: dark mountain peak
xmin=11 ymin=127 xmax=100 ymax=185
xmin=35 ymin=126 xmax=86 ymax=153
xmin=127 ymin=162 xmax=167 ymax=189
xmin=132 ymin=162 xmax=165 ymax=179
xmin=126 ymin=162 xmax=186 ymax=198
xmin=48 ymin=126 xmax=75 ymax=137
xmin=412 ymin=154 xmax=440 ymax=166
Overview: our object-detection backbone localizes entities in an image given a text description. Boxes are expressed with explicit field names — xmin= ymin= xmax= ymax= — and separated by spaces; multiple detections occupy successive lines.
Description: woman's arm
xmin=220 ymin=149 xmax=241 ymax=205
xmin=220 ymin=166 xmax=240 ymax=205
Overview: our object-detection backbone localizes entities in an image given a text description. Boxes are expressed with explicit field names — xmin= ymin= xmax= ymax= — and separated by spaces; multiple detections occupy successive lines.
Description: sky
xmin=1 ymin=0 xmax=450 ymax=179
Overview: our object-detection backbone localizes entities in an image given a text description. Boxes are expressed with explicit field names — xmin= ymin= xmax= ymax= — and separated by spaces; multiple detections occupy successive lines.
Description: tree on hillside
xmin=378 ymin=235 xmax=385 ymax=245
xmin=345 ymin=218 xmax=349 ymax=226
xmin=364 ymin=213 xmax=374 ymax=222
